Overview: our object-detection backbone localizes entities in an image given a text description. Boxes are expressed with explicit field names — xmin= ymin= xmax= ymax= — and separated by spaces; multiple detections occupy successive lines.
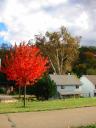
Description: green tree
xmin=73 ymin=46 xmax=96 ymax=77
xmin=35 ymin=26 xmax=80 ymax=74
xmin=73 ymin=64 xmax=87 ymax=77
xmin=87 ymin=68 xmax=96 ymax=75
xmin=32 ymin=76 xmax=56 ymax=100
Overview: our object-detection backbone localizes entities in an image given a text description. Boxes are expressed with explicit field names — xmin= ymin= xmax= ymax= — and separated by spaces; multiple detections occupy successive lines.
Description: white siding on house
xmin=57 ymin=85 xmax=81 ymax=95
xmin=80 ymin=76 xmax=95 ymax=97
xmin=49 ymin=74 xmax=81 ymax=98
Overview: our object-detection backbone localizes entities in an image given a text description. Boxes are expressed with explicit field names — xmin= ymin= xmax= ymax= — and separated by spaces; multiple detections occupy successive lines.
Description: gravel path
xmin=0 ymin=107 xmax=96 ymax=128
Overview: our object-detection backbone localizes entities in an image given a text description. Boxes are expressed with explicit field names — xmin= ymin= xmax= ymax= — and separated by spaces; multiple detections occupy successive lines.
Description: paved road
xmin=0 ymin=107 xmax=96 ymax=128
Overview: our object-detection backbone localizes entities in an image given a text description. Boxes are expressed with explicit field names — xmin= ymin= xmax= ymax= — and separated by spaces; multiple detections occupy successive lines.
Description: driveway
xmin=0 ymin=107 xmax=96 ymax=128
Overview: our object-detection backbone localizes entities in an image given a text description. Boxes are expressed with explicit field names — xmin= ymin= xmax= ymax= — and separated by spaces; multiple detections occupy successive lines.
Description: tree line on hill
xmin=73 ymin=46 xmax=96 ymax=77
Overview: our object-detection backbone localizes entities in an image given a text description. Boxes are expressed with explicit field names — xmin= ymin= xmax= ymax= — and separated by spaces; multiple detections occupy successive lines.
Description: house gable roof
xmin=49 ymin=74 xmax=81 ymax=86
xmin=84 ymin=75 xmax=96 ymax=85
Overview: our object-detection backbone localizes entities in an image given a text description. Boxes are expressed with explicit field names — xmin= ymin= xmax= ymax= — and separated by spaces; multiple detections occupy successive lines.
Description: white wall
xmin=80 ymin=76 xmax=95 ymax=97
xmin=57 ymin=85 xmax=81 ymax=95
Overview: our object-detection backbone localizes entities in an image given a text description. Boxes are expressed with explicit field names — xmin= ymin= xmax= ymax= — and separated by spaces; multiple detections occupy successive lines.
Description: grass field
xmin=74 ymin=124 xmax=96 ymax=128
xmin=0 ymin=97 xmax=96 ymax=113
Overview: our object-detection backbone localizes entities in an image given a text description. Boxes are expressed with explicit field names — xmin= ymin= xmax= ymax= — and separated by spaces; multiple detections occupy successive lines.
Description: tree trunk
xmin=49 ymin=57 xmax=57 ymax=74
xmin=19 ymin=86 xmax=21 ymax=99
xmin=56 ymin=49 xmax=61 ymax=74
xmin=24 ymin=85 xmax=26 ymax=107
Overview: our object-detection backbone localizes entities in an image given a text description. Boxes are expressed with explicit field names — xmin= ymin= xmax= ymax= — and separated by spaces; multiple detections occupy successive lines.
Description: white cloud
xmin=0 ymin=31 xmax=8 ymax=38
xmin=0 ymin=0 xmax=96 ymax=46
xmin=41 ymin=0 xmax=68 ymax=6
xmin=0 ymin=0 xmax=70 ymax=45
xmin=75 ymin=12 xmax=89 ymax=30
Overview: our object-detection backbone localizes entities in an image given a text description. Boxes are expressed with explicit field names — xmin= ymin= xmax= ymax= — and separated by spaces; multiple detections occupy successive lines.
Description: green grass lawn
xmin=0 ymin=97 xmax=96 ymax=113
xmin=73 ymin=124 xmax=96 ymax=128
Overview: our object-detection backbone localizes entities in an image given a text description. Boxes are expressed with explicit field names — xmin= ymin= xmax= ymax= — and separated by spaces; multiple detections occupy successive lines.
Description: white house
xmin=50 ymin=74 xmax=81 ymax=98
xmin=80 ymin=75 xmax=96 ymax=97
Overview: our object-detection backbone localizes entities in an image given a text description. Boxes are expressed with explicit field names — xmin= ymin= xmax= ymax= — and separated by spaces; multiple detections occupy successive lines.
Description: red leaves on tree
xmin=1 ymin=43 xmax=49 ymax=86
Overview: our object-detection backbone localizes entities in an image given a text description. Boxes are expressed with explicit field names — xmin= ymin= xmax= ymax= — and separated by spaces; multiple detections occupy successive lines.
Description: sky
xmin=0 ymin=0 xmax=96 ymax=46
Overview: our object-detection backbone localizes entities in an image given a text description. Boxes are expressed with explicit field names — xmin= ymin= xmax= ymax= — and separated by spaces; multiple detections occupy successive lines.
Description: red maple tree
xmin=1 ymin=43 xmax=49 ymax=106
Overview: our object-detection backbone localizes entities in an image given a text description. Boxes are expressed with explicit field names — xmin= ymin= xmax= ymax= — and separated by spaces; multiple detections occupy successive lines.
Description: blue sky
xmin=0 ymin=22 xmax=8 ymax=46
xmin=0 ymin=22 xmax=7 ymax=31
xmin=0 ymin=0 xmax=96 ymax=46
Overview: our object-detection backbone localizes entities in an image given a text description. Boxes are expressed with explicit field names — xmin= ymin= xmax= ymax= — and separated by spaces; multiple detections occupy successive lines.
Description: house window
xmin=61 ymin=86 xmax=64 ymax=89
xmin=76 ymin=85 xmax=79 ymax=89
xmin=94 ymin=93 xmax=96 ymax=96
